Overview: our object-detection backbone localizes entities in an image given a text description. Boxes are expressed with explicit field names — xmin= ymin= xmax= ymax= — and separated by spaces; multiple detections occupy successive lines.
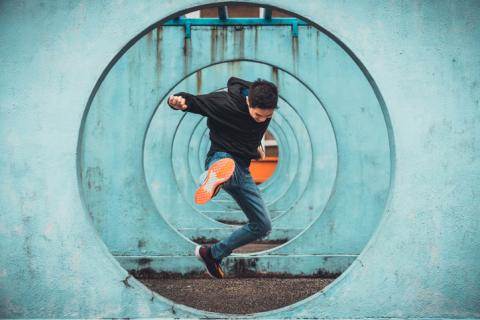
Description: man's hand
xmin=257 ymin=145 xmax=266 ymax=160
xmin=168 ymin=95 xmax=188 ymax=110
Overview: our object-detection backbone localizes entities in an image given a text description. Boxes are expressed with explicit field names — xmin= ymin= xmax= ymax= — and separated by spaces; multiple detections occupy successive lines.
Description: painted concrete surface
xmin=1 ymin=0 xmax=479 ymax=318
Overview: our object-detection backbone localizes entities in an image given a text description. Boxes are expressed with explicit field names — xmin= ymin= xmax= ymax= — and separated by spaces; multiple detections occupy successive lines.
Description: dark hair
xmin=248 ymin=79 xmax=278 ymax=109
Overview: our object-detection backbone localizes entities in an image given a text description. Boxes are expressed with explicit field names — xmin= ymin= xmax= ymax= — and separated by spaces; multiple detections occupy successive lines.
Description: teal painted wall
xmin=1 ymin=0 xmax=479 ymax=318
xmin=80 ymin=21 xmax=390 ymax=274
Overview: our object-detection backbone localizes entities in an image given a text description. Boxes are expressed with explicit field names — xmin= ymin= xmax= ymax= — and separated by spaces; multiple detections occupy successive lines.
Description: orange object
xmin=195 ymin=158 xmax=235 ymax=204
xmin=249 ymin=156 xmax=279 ymax=184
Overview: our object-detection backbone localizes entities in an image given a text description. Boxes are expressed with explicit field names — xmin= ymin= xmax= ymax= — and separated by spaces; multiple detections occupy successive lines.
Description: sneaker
xmin=195 ymin=158 xmax=235 ymax=205
xmin=195 ymin=245 xmax=225 ymax=279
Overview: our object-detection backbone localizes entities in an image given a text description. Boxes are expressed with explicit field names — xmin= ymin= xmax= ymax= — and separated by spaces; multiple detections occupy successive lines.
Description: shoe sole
xmin=195 ymin=246 xmax=224 ymax=279
xmin=194 ymin=158 xmax=235 ymax=205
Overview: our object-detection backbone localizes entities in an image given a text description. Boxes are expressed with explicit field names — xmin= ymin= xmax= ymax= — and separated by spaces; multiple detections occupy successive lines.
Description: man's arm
xmin=167 ymin=91 xmax=228 ymax=118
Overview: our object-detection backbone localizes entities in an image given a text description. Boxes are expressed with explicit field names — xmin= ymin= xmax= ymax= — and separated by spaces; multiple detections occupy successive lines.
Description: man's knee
xmin=256 ymin=219 xmax=272 ymax=239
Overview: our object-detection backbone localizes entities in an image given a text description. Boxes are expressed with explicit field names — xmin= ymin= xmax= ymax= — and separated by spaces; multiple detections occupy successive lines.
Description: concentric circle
xmin=144 ymin=60 xmax=337 ymax=240
xmin=80 ymin=19 xmax=392 ymax=264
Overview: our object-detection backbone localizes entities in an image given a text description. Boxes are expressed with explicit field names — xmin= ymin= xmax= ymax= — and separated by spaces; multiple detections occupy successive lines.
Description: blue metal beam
xmin=185 ymin=21 xmax=191 ymax=38
xmin=164 ymin=17 xmax=307 ymax=38
xmin=164 ymin=17 xmax=307 ymax=26
xmin=292 ymin=20 xmax=298 ymax=37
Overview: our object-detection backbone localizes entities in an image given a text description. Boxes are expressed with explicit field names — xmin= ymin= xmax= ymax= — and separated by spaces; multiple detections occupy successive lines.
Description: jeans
xmin=201 ymin=151 xmax=272 ymax=260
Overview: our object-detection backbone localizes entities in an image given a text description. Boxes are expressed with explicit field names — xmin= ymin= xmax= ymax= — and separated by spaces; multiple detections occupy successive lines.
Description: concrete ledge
xmin=116 ymin=254 xmax=357 ymax=276
xmin=179 ymin=227 xmax=302 ymax=241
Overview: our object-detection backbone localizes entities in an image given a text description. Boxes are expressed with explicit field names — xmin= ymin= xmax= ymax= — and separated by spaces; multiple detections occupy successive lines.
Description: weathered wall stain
xmin=155 ymin=27 xmax=163 ymax=75
xmin=196 ymin=69 xmax=202 ymax=94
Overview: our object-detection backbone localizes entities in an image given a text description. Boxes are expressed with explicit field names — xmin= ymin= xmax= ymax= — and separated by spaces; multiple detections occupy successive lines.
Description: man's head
xmin=246 ymin=79 xmax=278 ymax=123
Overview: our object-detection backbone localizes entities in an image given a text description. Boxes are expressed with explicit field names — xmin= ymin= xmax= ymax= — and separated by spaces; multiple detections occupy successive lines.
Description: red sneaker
xmin=195 ymin=245 xmax=225 ymax=279
xmin=194 ymin=158 xmax=235 ymax=205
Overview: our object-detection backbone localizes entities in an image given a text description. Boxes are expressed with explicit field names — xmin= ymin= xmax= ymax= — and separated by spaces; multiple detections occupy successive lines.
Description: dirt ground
xmin=140 ymin=276 xmax=334 ymax=314
xmin=232 ymin=242 xmax=283 ymax=253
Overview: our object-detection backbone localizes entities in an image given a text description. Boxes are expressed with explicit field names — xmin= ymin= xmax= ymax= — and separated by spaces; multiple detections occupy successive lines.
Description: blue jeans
xmin=202 ymin=151 xmax=272 ymax=260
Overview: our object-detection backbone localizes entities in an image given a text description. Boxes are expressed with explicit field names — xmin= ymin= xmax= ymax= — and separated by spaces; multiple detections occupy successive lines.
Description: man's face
xmin=246 ymin=97 xmax=275 ymax=123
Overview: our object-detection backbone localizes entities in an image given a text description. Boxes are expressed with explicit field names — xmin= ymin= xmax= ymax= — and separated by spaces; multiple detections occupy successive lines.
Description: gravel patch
xmin=140 ymin=276 xmax=334 ymax=314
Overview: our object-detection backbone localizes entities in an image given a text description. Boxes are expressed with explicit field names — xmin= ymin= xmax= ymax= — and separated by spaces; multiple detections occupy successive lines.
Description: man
xmin=168 ymin=77 xmax=278 ymax=279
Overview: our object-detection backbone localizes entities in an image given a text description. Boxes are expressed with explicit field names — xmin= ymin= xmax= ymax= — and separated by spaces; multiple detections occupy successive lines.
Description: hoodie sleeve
xmin=167 ymin=91 xmax=229 ymax=117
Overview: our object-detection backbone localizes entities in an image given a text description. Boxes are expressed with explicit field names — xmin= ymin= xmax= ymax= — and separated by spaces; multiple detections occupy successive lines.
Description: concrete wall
xmin=1 ymin=0 xmax=479 ymax=318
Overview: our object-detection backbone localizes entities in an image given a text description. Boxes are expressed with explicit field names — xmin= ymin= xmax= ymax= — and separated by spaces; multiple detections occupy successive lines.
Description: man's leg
xmin=209 ymin=168 xmax=272 ymax=261
xmin=194 ymin=151 xmax=239 ymax=278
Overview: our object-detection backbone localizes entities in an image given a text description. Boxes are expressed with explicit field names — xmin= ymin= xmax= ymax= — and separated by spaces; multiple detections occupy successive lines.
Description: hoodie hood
xmin=227 ymin=77 xmax=252 ymax=107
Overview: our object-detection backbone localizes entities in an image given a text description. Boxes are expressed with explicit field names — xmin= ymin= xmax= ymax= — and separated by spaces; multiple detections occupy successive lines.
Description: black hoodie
xmin=170 ymin=77 xmax=271 ymax=167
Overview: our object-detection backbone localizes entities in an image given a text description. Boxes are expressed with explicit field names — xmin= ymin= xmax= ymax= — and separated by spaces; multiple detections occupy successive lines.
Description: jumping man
xmin=168 ymin=77 xmax=278 ymax=279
